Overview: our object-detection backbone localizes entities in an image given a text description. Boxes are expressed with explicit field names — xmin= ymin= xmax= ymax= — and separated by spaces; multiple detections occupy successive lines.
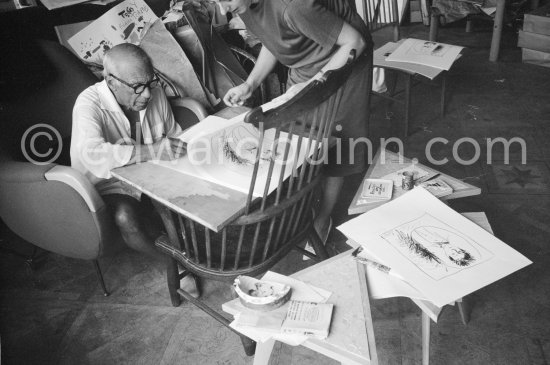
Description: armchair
xmin=0 ymin=39 xmax=209 ymax=295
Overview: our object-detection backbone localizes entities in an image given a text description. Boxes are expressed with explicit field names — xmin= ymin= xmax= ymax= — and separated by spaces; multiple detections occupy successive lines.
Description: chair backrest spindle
xmin=160 ymin=55 xmax=356 ymax=281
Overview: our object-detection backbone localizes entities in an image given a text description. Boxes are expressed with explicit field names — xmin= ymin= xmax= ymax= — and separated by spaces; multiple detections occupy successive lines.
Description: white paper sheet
xmin=338 ymin=188 xmax=532 ymax=307
xmin=349 ymin=212 xmax=494 ymax=303
xmin=155 ymin=112 xmax=314 ymax=197
xmin=374 ymin=42 xmax=444 ymax=80
xmin=68 ymin=0 xmax=157 ymax=64
xmin=223 ymin=271 xmax=332 ymax=345
xmin=386 ymin=38 xmax=464 ymax=71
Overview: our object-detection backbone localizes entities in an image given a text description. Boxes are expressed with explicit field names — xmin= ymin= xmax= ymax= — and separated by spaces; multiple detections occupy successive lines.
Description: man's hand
xmin=131 ymin=138 xmax=187 ymax=163
xmin=157 ymin=137 xmax=187 ymax=161
xmin=223 ymin=82 xmax=253 ymax=107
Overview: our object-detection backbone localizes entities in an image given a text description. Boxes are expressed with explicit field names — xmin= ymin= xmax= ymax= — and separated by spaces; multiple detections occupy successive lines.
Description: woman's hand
xmin=223 ymin=82 xmax=254 ymax=107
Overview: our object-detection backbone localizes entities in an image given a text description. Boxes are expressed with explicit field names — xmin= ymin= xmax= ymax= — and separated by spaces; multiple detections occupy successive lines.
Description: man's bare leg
xmin=314 ymin=176 xmax=344 ymax=242
xmin=103 ymin=194 xmax=198 ymax=296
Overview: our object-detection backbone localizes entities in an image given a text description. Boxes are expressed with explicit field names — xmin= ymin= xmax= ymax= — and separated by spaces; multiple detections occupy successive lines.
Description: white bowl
xmin=234 ymin=276 xmax=292 ymax=311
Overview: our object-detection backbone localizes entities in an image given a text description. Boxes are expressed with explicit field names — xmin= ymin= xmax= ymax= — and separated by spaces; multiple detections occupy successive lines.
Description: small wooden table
xmin=348 ymin=148 xmax=481 ymax=215
xmin=372 ymin=41 xmax=449 ymax=137
xmin=223 ymin=252 xmax=379 ymax=365
xmin=111 ymin=107 xmax=250 ymax=232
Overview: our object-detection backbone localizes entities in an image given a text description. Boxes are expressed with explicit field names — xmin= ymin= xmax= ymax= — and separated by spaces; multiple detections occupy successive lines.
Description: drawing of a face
xmin=447 ymin=247 xmax=474 ymax=266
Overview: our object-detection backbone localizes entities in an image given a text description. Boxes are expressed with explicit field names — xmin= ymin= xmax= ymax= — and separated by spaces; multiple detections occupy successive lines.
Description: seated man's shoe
xmin=181 ymin=274 xmax=200 ymax=299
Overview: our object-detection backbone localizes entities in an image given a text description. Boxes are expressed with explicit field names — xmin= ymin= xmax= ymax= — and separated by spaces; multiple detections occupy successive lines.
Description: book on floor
xmin=280 ymin=300 xmax=334 ymax=339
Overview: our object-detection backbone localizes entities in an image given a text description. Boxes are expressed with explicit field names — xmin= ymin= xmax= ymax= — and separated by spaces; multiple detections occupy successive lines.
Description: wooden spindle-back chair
xmin=153 ymin=55 xmax=356 ymax=355
xmin=360 ymin=0 xmax=402 ymax=42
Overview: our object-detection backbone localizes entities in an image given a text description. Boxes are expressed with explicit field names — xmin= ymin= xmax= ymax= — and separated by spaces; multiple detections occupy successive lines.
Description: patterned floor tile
xmin=483 ymin=162 xmax=550 ymax=194
xmin=0 ymin=298 xmax=86 ymax=365
xmin=57 ymin=303 xmax=181 ymax=365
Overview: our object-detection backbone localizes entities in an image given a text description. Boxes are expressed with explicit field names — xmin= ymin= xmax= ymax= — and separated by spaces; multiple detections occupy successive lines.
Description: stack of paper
xmin=386 ymin=38 xmax=464 ymax=71
xmin=281 ymin=300 xmax=334 ymax=339
xmin=223 ymin=271 xmax=333 ymax=344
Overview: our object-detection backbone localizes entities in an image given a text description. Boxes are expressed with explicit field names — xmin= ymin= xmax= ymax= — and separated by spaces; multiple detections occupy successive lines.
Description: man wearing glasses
xmin=70 ymin=43 xmax=197 ymax=294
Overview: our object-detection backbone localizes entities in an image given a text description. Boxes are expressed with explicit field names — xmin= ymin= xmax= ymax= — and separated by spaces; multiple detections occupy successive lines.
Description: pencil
xmin=351 ymin=247 xmax=392 ymax=274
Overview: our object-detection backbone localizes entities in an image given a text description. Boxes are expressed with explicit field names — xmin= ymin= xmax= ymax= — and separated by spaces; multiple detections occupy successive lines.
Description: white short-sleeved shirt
xmin=70 ymin=80 xmax=181 ymax=196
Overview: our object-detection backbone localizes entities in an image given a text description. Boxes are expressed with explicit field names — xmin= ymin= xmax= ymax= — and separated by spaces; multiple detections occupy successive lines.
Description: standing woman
xmin=218 ymin=0 xmax=373 ymax=243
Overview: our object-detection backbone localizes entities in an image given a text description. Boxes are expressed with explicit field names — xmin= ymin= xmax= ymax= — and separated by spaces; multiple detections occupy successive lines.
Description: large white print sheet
xmin=338 ymin=187 xmax=532 ymax=307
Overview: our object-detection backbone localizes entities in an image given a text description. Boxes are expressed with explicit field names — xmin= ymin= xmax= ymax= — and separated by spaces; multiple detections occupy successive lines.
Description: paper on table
xmin=176 ymin=115 xmax=234 ymax=144
xmin=386 ymin=38 xmax=464 ymax=71
xmin=260 ymin=81 xmax=310 ymax=112
xmin=338 ymin=187 xmax=532 ymax=307
xmin=225 ymin=271 xmax=332 ymax=345
xmin=349 ymin=213 xmax=494 ymax=303
xmin=374 ymin=42 xmax=444 ymax=80
xmin=154 ymin=112 xmax=314 ymax=197
xmin=261 ymin=271 xmax=332 ymax=303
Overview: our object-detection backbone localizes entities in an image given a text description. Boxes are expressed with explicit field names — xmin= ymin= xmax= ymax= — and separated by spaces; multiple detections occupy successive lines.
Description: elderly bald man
xmin=71 ymin=44 xmax=197 ymax=294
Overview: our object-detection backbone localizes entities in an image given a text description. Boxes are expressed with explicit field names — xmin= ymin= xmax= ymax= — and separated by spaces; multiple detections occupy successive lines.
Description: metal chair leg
xmin=92 ymin=260 xmax=109 ymax=297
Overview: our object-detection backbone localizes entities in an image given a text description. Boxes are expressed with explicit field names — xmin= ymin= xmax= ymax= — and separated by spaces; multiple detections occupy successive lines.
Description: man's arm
xmin=127 ymin=87 xmax=186 ymax=164
xmin=128 ymin=138 xmax=186 ymax=164
xmin=72 ymin=104 xmax=135 ymax=179
xmin=320 ymin=22 xmax=366 ymax=73
xmin=223 ymin=47 xmax=278 ymax=107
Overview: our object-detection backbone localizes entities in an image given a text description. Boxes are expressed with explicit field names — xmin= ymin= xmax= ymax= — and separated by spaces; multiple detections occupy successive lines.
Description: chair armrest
xmin=170 ymin=97 xmax=209 ymax=122
xmin=44 ymin=165 xmax=104 ymax=212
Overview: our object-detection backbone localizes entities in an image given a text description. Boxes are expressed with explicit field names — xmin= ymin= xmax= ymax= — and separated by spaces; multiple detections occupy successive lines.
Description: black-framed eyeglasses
xmin=109 ymin=73 xmax=160 ymax=94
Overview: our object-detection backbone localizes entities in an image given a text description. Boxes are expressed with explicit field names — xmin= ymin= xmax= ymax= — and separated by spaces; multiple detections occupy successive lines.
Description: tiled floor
xmin=2 ymin=21 xmax=550 ymax=365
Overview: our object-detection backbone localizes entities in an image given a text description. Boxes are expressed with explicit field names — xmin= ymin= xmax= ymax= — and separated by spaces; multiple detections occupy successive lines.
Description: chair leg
xmin=240 ymin=335 xmax=257 ymax=357
xmin=167 ymin=256 xmax=182 ymax=307
xmin=422 ymin=312 xmax=431 ymax=365
xmin=252 ymin=338 xmax=274 ymax=364
xmin=386 ymin=71 xmax=399 ymax=108
xmin=92 ymin=260 xmax=109 ymax=297
xmin=457 ymin=297 xmax=470 ymax=325
xmin=429 ymin=12 xmax=439 ymax=41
